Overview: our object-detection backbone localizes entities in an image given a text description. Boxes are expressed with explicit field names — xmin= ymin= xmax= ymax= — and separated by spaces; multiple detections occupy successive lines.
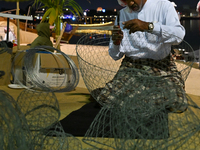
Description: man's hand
xmin=112 ymin=25 xmax=123 ymax=45
xmin=123 ymin=19 xmax=149 ymax=34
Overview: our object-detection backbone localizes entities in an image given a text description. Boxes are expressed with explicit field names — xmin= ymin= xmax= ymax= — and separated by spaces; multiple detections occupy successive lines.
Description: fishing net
xmin=16 ymin=88 xmax=83 ymax=149
xmin=16 ymin=89 xmax=60 ymax=131
xmin=82 ymin=79 xmax=200 ymax=149
xmin=76 ymin=33 xmax=200 ymax=149
xmin=11 ymin=46 xmax=79 ymax=92
xmin=0 ymin=90 xmax=33 ymax=150
xmin=32 ymin=122 xmax=82 ymax=150
xmin=76 ymin=33 xmax=194 ymax=107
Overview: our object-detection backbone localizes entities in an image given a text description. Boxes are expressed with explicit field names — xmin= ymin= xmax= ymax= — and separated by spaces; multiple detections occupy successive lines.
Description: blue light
xmin=63 ymin=15 xmax=72 ymax=19
xmin=72 ymin=17 xmax=76 ymax=21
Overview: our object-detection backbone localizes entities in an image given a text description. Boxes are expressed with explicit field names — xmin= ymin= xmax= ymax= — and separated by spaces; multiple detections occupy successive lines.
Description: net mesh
xmin=0 ymin=90 xmax=33 ymax=150
xmin=76 ymin=33 xmax=200 ymax=149
xmin=16 ymin=89 xmax=60 ymax=131
xmin=16 ymin=88 xmax=82 ymax=150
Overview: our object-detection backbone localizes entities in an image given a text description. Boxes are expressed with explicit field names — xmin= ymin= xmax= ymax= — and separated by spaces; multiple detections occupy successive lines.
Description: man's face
xmin=125 ymin=0 xmax=146 ymax=12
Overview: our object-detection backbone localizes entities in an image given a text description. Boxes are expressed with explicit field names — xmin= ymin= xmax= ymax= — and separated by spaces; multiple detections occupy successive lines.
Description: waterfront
xmin=68 ymin=19 xmax=200 ymax=51
xmin=181 ymin=19 xmax=200 ymax=50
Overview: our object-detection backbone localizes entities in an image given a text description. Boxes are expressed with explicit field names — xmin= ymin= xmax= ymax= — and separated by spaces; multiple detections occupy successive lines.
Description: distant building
xmin=33 ymin=8 xmax=118 ymax=24
xmin=97 ymin=7 xmax=103 ymax=12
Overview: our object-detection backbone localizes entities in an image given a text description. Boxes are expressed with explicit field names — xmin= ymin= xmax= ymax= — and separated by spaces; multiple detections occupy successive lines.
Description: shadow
xmin=56 ymin=101 xmax=169 ymax=139
xmin=58 ymin=101 xmax=101 ymax=136
xmin=65 ymin=93 xmax=90 ymax=96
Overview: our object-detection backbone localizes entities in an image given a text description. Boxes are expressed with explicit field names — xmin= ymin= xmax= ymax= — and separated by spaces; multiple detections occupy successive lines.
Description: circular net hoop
xmin=16 ymin=89 xmax=60 ymax=131
xmin=11 ymin=46 xmax=79 ymax=92
xmin=0 ymin=90 xmax=32 ymax=150
xmin=76 ymin=33 xmax=195 ymax=107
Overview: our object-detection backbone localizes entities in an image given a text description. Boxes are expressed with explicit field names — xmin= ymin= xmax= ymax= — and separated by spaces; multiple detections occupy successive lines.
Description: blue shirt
xmin=109 ymin=0 xmax=185 ymax=60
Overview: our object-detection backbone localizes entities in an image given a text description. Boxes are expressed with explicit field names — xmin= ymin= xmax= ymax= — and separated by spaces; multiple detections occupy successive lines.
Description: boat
xmin=70 ymin=22 xmax=114 ymax=35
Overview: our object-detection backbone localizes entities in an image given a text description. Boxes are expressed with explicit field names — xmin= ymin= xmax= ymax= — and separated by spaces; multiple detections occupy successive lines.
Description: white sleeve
xmin=3 ymin=34 xmax=7 ymax=41
xmin=152 ymin=3 xmax=185 ymax=44
xmin=108 ymin=38 xmax=124 ymax=60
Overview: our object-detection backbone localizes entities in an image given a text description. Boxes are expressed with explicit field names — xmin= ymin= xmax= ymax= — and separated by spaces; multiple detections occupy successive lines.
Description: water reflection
xmin=181 ymin=19 xmax=200 ymax=50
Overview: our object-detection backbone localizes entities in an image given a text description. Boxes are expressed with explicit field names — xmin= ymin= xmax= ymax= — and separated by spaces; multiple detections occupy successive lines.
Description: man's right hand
xmin=112 ymin=25 xmax=123 ymax=45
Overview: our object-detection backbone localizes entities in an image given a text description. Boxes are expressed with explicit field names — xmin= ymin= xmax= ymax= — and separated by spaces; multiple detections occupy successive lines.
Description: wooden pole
xmin=6 ymin=18 xmax=9 ymax=42
xmin=16 ymin=2 xmax=20 ymax=51
xmin=25 ymin=6 xmax=31 ymax=31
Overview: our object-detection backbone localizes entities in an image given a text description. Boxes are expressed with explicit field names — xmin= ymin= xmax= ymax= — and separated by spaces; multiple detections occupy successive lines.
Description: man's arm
xmin=153 ymin=4 xmax=185 ymax=44
xmin=108 ymin=15 xmax=124 ymax=61
xmin=122 ymin=3 xmax=185 ymax=44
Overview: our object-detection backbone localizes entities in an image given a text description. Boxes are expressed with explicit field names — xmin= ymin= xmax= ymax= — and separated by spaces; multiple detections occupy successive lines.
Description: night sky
xmin=0 ymin=0 xmax=199 ymax=11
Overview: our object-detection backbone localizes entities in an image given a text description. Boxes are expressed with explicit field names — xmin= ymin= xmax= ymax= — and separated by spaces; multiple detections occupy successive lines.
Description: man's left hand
xmin=123 ymin=19 xmax=149 ymax=34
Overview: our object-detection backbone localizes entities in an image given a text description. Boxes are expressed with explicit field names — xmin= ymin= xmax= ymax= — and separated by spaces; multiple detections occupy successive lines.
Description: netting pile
xmin=39 ymin=122 xmax=82 ymax=150
xmin=76 ymin=33 xmax=200 ymax=149
xmin=0 ymin=90 xmax=33 ymax=149
xmin=17 ymin=89 xmax=60 ymax=131
xmin=12 ymin=46 xmax=79 ymax=92
xmin=32 ymin=122 xmax=82 ymax=150
xmin=16 ymin=88 xmax=82 ymax=150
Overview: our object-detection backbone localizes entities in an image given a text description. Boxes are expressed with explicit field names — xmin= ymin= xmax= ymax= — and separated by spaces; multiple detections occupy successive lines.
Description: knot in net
xmin=12 ymin=46 xmax=79 ymax=92
xmin=0 ymin=90 xmax=32 ymax=149
xmin=76 ymin=33 xmax=200 ymax=149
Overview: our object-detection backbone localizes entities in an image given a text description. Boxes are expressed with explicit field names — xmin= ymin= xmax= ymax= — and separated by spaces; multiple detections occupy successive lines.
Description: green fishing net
xmin=0 ymin=90 xmax=33 ymax=149
xmin=17 ymin=89 xmax=60 ymax=131
xmin=76 ymin=33 xmax=200 ymax=149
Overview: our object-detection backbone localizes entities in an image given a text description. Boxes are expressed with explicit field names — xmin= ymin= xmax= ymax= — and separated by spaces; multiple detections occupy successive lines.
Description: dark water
xmin=181 ymin=19 xmax=200 ymax=51
xmin=69 ymin=19 xmax=200 ymax=51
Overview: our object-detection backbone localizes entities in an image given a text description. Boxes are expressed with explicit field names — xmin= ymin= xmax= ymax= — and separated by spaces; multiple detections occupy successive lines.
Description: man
xmin=110 ymin=0 xmax=185 ymax=60
xmin=4 ymin=27 xmax=17 ymax=47
xmin=90 ymin=0 xmax=188 ymax=142
xmin=97 ymin=0 xmax=187 ymax=113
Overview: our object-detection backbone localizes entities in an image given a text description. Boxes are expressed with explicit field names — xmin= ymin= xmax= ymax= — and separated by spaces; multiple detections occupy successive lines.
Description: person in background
xmin=97 ymin=0 xmax=186 ymax=113
xmin=4 ymin=27 xmax=17 ymax=47
xmin=30 ymin=22 xmax=53 ymax=48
